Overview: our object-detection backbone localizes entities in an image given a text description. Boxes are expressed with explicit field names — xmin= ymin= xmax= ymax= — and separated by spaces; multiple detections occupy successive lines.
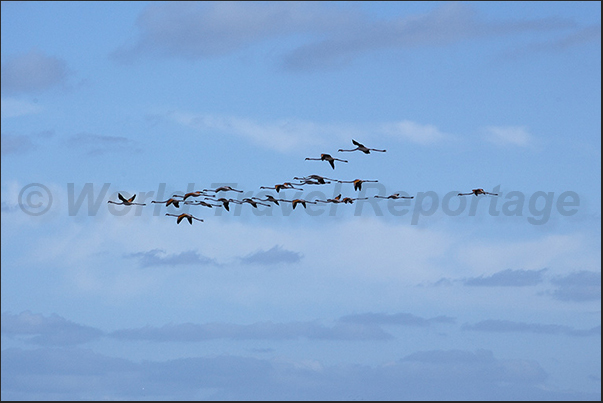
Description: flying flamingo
xmin=341 ymin=196 xmax=369 ymax=204
xmin=260 ymin=183 xmax=303 ymax=193
xmin=253 ymin=195 xmax=282 ymax=205
xmin=281 ymin=198 xmax=318 ymax=209
xmin=107 ymin=193 xmax=146 ymax=206
xmin=241 ymin=198 xmax=270 ymax=208
xmin=185 ymin=200 xmax=221 ymax=208
xmin=338 ymin=139 xmax=386 ymax=154
xmin=305 ymin=153 xmax=348 ymax=169
xmin=165 ymin=213 xmax=204 ymax=225
xmin=336 ymin=179 xmax=379 ymax=191
xmin=458 ymin=188 xmax=499 ymax=196
xmin=203 ymin=186 xmax=243 ymax=193
xmin=151 ymin=198 xmax=182 ymax=208
xmin=206 ymin=197 xmax=237 ymax=211
xmin=374 ymin=193 xmax=414 ymax=199
xmin=173 ymin=191 xmax=206 ymax=201
xmin=315 ymin=194 xmax=343 ymax=203
xmin=293 ymin=175 xmax=336 ymax=185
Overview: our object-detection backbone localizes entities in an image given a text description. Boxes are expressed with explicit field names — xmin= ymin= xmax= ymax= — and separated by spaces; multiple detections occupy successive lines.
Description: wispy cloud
xmin=1 ymin=49 xmax=71 ymax=94
xmin=240 ymin=245 xmax=303 ymax=265
xmin=462 ymin=319 xmax=601 ymax=336
xmin=549 ymin=270 xmax=601 ymax=302
xmin=111 ymin=2 xmax=355 ymax=63
xmin=463 ymin=268 xmax=547 ymax=287
xmin=281 ymin=3 xmax=579 ymax=71
xmin=1 ymin=311 xmax=103 ymax=346
xmin=65 ymin=133 xmax=141 ymax=156
xmin=503 ymin=24 xmax=601 ymax=59
xmin=125 ymin=249 xmax=217 ymax=268
xmin=483 ymin=126 xmax=534 ymax=147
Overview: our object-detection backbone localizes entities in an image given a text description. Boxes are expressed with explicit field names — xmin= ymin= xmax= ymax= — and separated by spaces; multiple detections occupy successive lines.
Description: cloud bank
xmin=3 ymin=346 xmax=598 ymax=401
xmin=1 ymin=49 xmax=70 ymax=94
xmin=112 ymin=2 xmax=581 ymax=71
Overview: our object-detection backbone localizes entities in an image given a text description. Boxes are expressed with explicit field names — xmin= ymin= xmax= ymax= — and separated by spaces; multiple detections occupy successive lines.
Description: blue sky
xmin=1 ymin=1 xmax=600 ymax=400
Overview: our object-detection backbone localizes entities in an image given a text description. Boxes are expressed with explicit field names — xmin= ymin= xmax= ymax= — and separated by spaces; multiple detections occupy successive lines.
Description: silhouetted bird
xmin=253 ymin=195 xmax=282 ymax=205
xmin=338 ymin=139 xmax=386 ymax=154
xmin=315 ymin=194 xmax=343 ymax=203
xmin=165 ymin=213 xmax=204 ymax=225
xmin=336 ymin=179 xmax=378 ymax=191
xmin=260 ymin=183 xmax=302 ymax=193
xmin=206 ymin=197 xmax=237 ymax=211
xmin=203 ymin=186 xmax=243 ymax=193
xmin=108 ymin=193 xmax=146 ymax=206
xmin=374 ymin=193 xmax=414 ymax=199
xmin=281 ymin=198 xmax=318 ymax=209
xmin=293 ymin=175 xmax=336 ymax=185
xmin=185 ymin=200 xmax=220 ymax=208
xmin=458 ymin=188 xmax=499 ymax=196
xmin=341 ymin=196 xmax=369 ymax=204
xmin=173 ymin=191 xmax=206 ymax=201
xmin=151 ymin=198 xmax=182 ymax=208
xmin=305 ymin=154 xmax=348 ymax=169
xmin=241 ymin=198 xmax=270 ymax=208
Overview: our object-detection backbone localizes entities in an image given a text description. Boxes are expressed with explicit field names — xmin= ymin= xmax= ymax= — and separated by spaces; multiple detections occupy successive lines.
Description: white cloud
xmin=483 ymin=125 xmax=534 ymax=147
xmin=381 ymin=120 xmax=451 ymax=145
xmin=169 ymin=111 xmax=451 ymax=152
xmin=168 ymin=111 xmax=358 ymax=152
xmin=0 ymin=98 xmax=43 ymax=119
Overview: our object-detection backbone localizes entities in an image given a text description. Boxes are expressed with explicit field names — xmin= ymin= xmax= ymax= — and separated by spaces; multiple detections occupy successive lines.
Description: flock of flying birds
xmin=107 ymin=139 xmax=498 ymax=225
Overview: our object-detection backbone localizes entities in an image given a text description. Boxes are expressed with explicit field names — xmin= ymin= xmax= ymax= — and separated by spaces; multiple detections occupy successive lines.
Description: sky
xmin=1 ymin=1 xmax=601 ymax=400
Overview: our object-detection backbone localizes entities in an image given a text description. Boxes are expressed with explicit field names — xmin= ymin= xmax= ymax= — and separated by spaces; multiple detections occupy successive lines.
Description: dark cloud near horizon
xmin=339 ymin=312 xmax=455 ymax=326
xmin=3 ymin=346 xmax=598 ymax=400
xmin=239 ymin=245 xmax=302 ymax=265
xmin=125 ymin=248 xmax=216 ymax=268
xmin=1 ymin=311 xmax=103 ymax=346
xmin=463 ymin=268 xmax=547 ymax=287
xmin=462 ymin=319 xmax=601 ymax=337
xmin=1 ymin=49 xmax=70 ymax=94
xmin=110 ymin=320 xmax=392 ymax=342
xmin=110 ymin=2 xmax=583 ymax=71
xmin=549 ymin=270 xmax=601 ymax=302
